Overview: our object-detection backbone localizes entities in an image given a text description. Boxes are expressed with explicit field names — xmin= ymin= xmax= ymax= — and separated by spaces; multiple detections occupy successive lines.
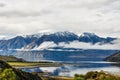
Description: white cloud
xmin=0 ymin=0 xmax=119 ymax=37
xmin=0 ymin=35 xmax=7 ymax=39
xmin=60 ymin=41 xmax=120 ymax=50
xmin=31 ymin=41 xmax=120 ymax=50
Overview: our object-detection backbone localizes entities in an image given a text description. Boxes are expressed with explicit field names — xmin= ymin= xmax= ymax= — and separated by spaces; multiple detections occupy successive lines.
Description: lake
xmin=20 ymin=61 xmax=120 ymax=77
xmin=14 ymin=49 xmax=120 ymax=77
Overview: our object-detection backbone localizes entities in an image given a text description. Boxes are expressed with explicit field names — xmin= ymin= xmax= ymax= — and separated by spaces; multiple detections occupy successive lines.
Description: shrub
xmin=74 ymin=71 xmax=120 ymax=80
xmin=74 ymin=74 xmax=85 ymax=80
xmin=0 ymin=68 xmax=18 ymax=80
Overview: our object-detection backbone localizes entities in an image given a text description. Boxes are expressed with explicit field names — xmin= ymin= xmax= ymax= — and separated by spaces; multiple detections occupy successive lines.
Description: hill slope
xmin=0 ymin=60 xmax=42 ymax=80
xmin=105 ymin=51 xmax=120 ymax=62
xmin=0 ymin=55 xmax=24 ymax=62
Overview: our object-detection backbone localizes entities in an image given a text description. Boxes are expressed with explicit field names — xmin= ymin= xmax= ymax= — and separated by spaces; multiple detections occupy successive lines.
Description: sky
xmin=0 ymin=0 xmax=120 ymax=38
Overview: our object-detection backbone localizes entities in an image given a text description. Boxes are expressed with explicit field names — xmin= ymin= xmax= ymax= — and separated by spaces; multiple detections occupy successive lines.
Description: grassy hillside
xmin=0 ymin=55 xmax=24 ymax=62
xmin=105 ymin=51 xmax=120 ymax=62
xmin=0 ymin=60 xmax=73 ymax=80
xmin=0 ymin=60 xmax=42 ymax=80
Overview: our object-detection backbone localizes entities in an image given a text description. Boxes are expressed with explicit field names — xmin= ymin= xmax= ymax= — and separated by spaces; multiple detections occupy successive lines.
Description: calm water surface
xmin=15 ymin=50 xmax=120 ymax=77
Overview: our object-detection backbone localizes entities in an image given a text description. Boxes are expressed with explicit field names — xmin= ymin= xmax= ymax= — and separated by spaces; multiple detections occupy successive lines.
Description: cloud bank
xmin=0 ymin=0 xmax=120 ymax=37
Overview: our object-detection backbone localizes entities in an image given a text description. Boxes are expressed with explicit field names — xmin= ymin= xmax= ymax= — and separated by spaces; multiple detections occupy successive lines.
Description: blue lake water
xmin=13 ymin=49 xmax=120 ymax=77
xmin=15 ymin=49 xmax=118 ymax=61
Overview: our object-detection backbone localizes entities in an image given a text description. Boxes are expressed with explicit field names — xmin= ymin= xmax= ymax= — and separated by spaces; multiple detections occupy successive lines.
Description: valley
xmin=0 ymin=32 xmax=120 ymax=79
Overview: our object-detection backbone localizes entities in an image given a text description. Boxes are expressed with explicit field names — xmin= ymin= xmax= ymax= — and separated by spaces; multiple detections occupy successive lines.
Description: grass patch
xmin=7 ymin=61 xmax=62 ymax=67
xmin=41 ymin=76 xmax=73 ymax=80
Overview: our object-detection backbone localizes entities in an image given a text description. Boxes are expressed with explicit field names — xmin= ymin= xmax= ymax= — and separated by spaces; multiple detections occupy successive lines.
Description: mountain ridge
xmin=0 ymin=31 xmax=117 ymax=50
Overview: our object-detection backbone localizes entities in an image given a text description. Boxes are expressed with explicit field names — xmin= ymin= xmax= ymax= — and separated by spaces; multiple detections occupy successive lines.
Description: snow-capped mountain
xmin=79 ymin=32 xmax=116 ymax=44
xmin=0 ymin=31 xmax=117 ymax=50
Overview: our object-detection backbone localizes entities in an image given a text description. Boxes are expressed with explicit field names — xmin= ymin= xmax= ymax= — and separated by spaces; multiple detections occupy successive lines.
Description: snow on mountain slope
xmin=34 ymin=41 xmax=57 ymax=50
xmin=23 ymin=32 xmax=53 ymax=38
xmin=0 ymin=31 xmax=118 ymax=50
xmin=80 ymin=32 xmax=97 ymax=37
xmin=23 ymin=31 xmax=77 ymax=38
xmin=79 ymin=32 xmax=116 ymax=44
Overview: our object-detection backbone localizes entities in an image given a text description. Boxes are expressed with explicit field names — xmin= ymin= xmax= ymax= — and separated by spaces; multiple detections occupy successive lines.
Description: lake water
xmin=20 ymin=61 xmax=120 ymax=77
xmin=40 ymin=62 xmax=120 ymax=77
xmin=15 ymin=49 xmax=118 ymax=62
xmin=15 ymin=49 xmax=120 ymax=77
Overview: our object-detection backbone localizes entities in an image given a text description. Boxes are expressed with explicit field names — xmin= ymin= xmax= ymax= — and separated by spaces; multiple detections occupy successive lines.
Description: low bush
xmin=74 ymin=71 xmax=120 ymax=80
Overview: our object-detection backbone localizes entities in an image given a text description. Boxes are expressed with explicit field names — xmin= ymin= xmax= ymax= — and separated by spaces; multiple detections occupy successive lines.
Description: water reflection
xmin=14 ymin=50 xmax=120 ymax=77
xmin=20 ymin=61 xmax=120 ymax=77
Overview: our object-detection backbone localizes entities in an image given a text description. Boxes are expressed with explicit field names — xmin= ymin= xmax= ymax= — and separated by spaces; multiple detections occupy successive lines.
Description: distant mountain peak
xmin=0 ymin=31 xmax=117 ymax=50
xmin=23 ymin=32 xmax=52 ymax=38
xmin=51 ymin=31 xmax=77 ymax=37
xmin=80 ymin=32 xmax=99 ymax=38
xmin=24 ymin=31 xmax=76 ymax=38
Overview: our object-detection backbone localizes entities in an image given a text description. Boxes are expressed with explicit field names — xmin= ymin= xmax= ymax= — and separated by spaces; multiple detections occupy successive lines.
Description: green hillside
xmin=0 ymin=55 xmax=24 ymax=62
xmin=0 ymin=60 xmax=42 ymax=80
xmin=105 ymin=51 xmax=120 ymax=62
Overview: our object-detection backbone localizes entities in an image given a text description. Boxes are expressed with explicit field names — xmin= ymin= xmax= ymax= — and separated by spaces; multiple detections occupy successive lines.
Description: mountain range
xmin=0 ymin=31 xmax=118 ymax=50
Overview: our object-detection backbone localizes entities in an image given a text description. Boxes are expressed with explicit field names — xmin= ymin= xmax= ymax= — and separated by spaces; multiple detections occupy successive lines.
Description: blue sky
xmin=0 ymin=0 xmax=120 ymax=38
